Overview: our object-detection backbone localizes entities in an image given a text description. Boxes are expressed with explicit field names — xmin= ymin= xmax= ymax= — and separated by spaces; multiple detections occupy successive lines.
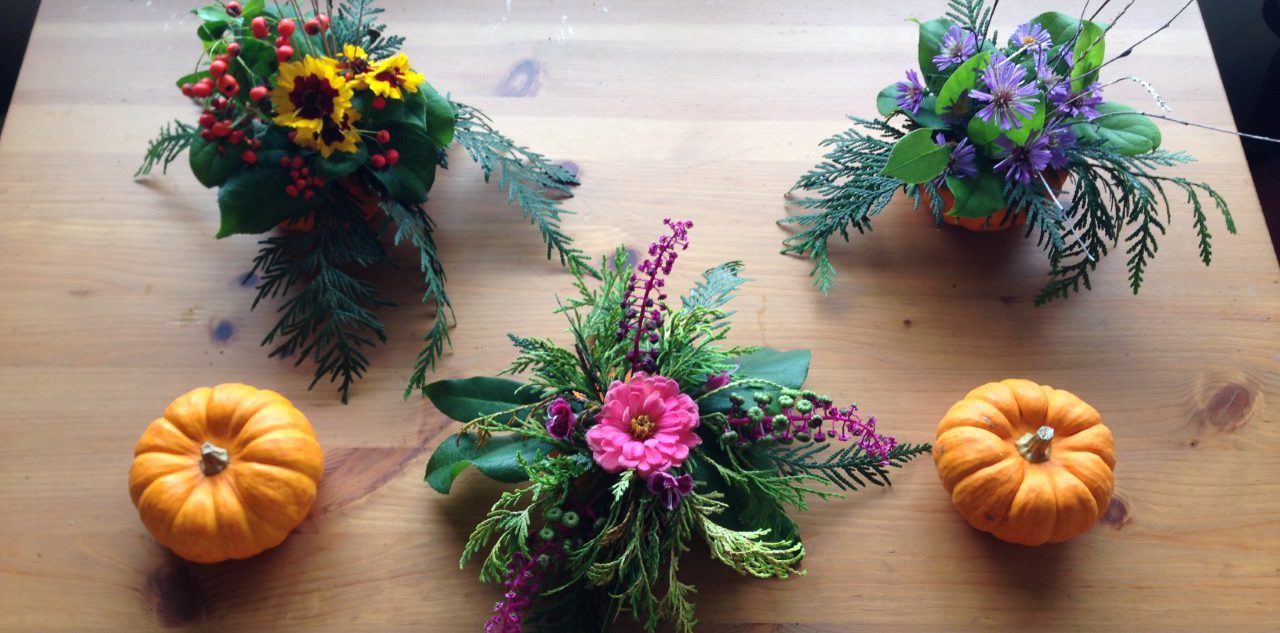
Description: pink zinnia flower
xmin=585 ymin=373 xmax=701 ymax=476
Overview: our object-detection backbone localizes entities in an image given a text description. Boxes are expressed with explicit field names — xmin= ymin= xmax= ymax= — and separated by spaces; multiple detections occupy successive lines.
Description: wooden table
xmin=2 ymin=1 xmax=1277 ymax=630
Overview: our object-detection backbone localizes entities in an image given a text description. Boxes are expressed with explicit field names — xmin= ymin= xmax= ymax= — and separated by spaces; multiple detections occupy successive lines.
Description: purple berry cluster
xmin=617 ymin=218 xmax=693 ymax=372
xmin=721 ymin=390 xmax=897 ymax=465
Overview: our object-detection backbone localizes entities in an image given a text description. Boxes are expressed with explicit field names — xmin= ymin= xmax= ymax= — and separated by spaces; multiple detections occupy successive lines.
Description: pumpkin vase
xmin=929 ymin=169 xmax=1069 ymax=232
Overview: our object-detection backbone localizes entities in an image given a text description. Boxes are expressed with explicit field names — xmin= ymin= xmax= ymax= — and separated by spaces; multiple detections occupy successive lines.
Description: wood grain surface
xmin=1 ymin=1 xmax=1277 ymax=631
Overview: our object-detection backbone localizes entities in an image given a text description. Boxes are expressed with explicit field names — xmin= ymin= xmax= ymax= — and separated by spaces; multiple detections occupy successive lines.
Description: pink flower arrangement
xmin=585 ymin=373 xmax=701 ymax=476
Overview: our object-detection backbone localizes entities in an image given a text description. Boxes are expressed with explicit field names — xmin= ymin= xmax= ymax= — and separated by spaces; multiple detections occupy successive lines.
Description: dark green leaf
xmin=1030 ymin=11 xmax=1081 ymax=46
xmin=425 ymin=432 xmax=554 ymax=493
xmin=240 ymin=0 xmax=266 ymax=19
xmin=876 ymin=83 xmax=900 ymax=117
xmin=215 ymin=168 xmax=321 ymax=237
xmin=908 ymin=95 xmax=947 ymax=129
xmin=1072 ymin=102 xmax=1161 ymax=155
xmin=197 ymin=22 xmax=227 ymax=43
xmin=420 ymin=83 xmax=457 ymax=149
xmin=424 ymin=377 xmax=542 ymax=424
xmin=194 ymin=5 xmax=230 ymax=25
xmin=239 ymin=38 xmax=277 ymax=79
xmin=966 ymin=98 xmax=1044 ymax=148
xmin=934 ymin=51 xmax=991 ymax=118
xmin=945 ymin=171 xmax=1006 ymax=218
xmin=917 ymin=18 xmax=953 ymax=91
xmin=313 ymin=145 xmax=368 ymax=180
xmin=700 ymin=348 xmax=811 ymax=412
xmin=189 ymin=136 xmax=243 ymax=188
xmin=881 ymin=128 xmax=949 ymax=184
xmin=372 ymin=122 xmax=440 ymax=203
xmin=1071 ymin=20 xmax=1105 ymax=91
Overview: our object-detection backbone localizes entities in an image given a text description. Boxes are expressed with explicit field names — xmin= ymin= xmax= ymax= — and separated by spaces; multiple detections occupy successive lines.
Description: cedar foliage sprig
xmin=331 ymin=0 xmax=405 ymax=59
xmin=135 ymin=120 xmax=195 ymax=177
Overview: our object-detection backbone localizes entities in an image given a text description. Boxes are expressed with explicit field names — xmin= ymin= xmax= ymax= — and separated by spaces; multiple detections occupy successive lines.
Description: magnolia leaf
xmin=313 ymin=145 xmax=368 ymax=180
xmin=945 ymin=171 xmax=1006 ymax=218
xmin=239 ymin=38 xmax=277 ymax=78
xmin=1072 ymin=102 xmax=1161 ymax=155
xmin=1030 ymin=11 xmax=1081 ymax=46
xmin=425 ymin=432 xmax=553 ymax=494
xmin=194 ymin=5 xmax=229 ymax=25
xmin=934 ymin=51 xmax=991 ymax=118
xmin=882 ymin=128 xmax=950 ymax=184
xmin=372 ymin=122 xmax=440 ymax=203
xmin=700 ymin=348 xmax=811 ymax=413
xmin=1071 ymin=20 xmax=1106 ymax=91
xmin=424 ymin=377 xmax=542 ymax=424
xmin=876 ymin=83 xmax=899 ymax=117
xmin=420 ymin=82 xmax=457 ymax=149
xmin=189 ymin=136 xmax=242 ymax=187
xmin=215 ymin=168 xmax=321 ymax=237
xmin=917 ymin=18 xmax=953 ymax=91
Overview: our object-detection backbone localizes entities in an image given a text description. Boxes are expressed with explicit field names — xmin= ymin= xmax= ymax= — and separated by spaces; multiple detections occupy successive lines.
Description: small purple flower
xmin=1050 ymin=82 xmax=1104 ymax=119
xmin=647 ymin=470 xmax=694 ymax=511
xmin=993 ymin=134 xmax=1052 ymax=185
xmin=1009 ymin=23 xmax=1052 ymax=51
xmin=933 ymin=25 xmax=977 ymax=71
xmin=970 ymin=54 xmax=1040 ymax=130
xmin=1035 ymin=52 xmax=1061 ymax=85
xmin=702 ymin=370 xmax=732 ymax=393
xmin=896 ymin=69 xmax=926 ymax=114
xmin=545 ymin=397 xmax=576 ymax=440
xmin=936 ymin=133 xmax=978 ymax=178
xmin=1043 ymin=123 xmax=1078 ymax=170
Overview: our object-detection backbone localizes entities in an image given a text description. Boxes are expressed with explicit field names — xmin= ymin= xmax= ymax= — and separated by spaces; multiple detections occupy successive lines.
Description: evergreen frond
xmin=135 ymin=120 xmax=195 ymax=177
xmin=693 ymin=493 xmax=806 ymax=579
xmin=944 ymin=0 xmax=993 ymax=37
xmin=332 ymin=0 xmax=405 ymax=59
xmin=761 ymin=442 xmax=932 ymax=492
xmin=452 ymin=101 xmax=597 ymax=277
xmin=681 ymin=260 xmax=749 ymax=337
xmin=385 ymin=201 xmax=455 ymax=398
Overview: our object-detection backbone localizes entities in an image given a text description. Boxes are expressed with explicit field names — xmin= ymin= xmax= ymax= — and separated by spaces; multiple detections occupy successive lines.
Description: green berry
xmin=756 ymin=435 xmax=776 ymax=447
xmin=794 ymin=431 xmax=811 ymax=442
xmin=537 ymin=554 xmax=551 ymax=568
xmin=779 ymin=434 xmax=794 ymax=445
xmin=561 ymin=511 xmax=580 ymax=528
xmin=752 ymin=392 xmax=772 ymax=405
xmin=794 ymin=399 xmax=813 ymax=414
xmin=771 ymin=415 xmax=789 ymax=432
xmin=728 ymin=393 xmax=745 ymax=405
xmin=747 ymin=406 xmax=765 ymax=423
xmin=777 ymin=395 xmax=795 ymax=409
xmin=721 ymin=430 xmax=739 ymax=443
xmin=809 ymin=415 xmax=824 ymax=429
xmin=781 ymin=388 xmax=800 ymax=398
xmin=545 ymin=507 xmax=564 ymax=522
xmin=538 ymin=527 xmax=557 ymax=541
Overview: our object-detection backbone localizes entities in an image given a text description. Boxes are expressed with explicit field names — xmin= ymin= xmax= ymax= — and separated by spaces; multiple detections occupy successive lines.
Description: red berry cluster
xmin=250 ymin=12 xmax=330 ymax=63
xmin=278 ymin=156 xmax=324 ymax=199
xmin=366 ymin=129 xmax=400 ymax=170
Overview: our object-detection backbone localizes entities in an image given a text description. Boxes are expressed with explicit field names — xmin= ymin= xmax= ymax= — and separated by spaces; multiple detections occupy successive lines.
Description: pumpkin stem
xmin=1016 ymin=426 xmax=1054 ymax=463
xmin=200 ymin=442 xmax=230 ymax=476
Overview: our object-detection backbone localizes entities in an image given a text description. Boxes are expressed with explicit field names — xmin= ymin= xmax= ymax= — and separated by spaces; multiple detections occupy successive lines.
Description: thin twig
xmin=1097 ymin=111 xmax=1280 ymax=144
xmin=1095 ymin=0 xmax=1194 ymax=73
xmin=1040 ymin=172 xmax=1095 ymax=262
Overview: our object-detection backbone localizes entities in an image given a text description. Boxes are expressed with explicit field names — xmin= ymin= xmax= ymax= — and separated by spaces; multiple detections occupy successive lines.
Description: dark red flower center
xmin=288 ymin=74 xmax=338 ymax=120
xmin=375 ymin=67 xmax=404 ymax=88
xmin=318 ymin=115 xmax=350 ymax=145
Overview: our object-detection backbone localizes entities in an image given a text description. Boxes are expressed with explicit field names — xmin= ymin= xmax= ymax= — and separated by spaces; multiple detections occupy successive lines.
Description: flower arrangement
xmin=136 ymin=0 xmax=591 ymax=402
xmin=782 ymin=0 xmax=1236 ymax=304
xmin=426 ymin=220 xmax=930 ymax=632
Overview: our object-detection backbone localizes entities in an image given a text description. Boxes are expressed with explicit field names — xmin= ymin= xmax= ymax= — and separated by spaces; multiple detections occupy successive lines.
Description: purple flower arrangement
xmin=785 ymin=1 xmax=1238 ymax=304
xmin=426 ymin=221 xmax=930 ymax=631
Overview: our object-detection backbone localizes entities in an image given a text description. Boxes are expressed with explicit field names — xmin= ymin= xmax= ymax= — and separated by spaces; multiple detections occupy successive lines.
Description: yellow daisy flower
xmin=270 ymin=56 xmax=352 ymax=133
xmin=293 ymin=108 xmax=363 ymax=158
xmin=366 ymin=53 xmax=425 ymax=100
xmin=336 ymin=44 xmax=374 ymax=88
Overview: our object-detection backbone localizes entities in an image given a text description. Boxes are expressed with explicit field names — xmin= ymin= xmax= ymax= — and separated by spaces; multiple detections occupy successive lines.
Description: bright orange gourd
xmin=128 ymin=384 xmax=324 ymax=563
xmin=932 ymin=379 xmax=1115 ymax=546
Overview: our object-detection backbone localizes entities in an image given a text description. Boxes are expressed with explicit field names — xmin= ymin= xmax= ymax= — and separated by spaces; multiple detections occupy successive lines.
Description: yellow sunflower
xmin=336 ymin=44 xmax=374 ymax=88
xmin=293 ymin=108 xmax=363 ymax=158
xmin=366 ymin=53 xmax=425 ymax=100
xmin=269 ymin=56 xmax=352 ymax=133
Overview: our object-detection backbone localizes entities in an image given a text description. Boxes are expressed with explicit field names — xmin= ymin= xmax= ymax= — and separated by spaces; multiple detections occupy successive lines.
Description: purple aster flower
xmin=545 ymin=397 xmax=576 ymax=440
xmin=935 ymin=133 xmax=977 ymax=178
xmin=1035 ymin=51 xmax=1061 ymax=85
xmin=933 ymin=25 xmax=977 ymax=71
xmin=1009 ymin=22 xmax=1052 ymax=51
xmin=1049 ymin=82 xmax=1104 ymax=119
xmin=896 ymin=69 xmax=926 ymax=114
xmin=1043 ymin=123 xmax=1078 ymax=170
xmin=993 ymin=134 xmax=1052 ymax=185
xmin=647 ymin=470 xmax=694 ymax=511
xmin=970 ymin=54 xmax=1039 ymax=130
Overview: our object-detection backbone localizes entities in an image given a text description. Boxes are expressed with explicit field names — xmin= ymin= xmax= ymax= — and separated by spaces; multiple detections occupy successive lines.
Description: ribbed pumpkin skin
xmin=128 ymin=384 xmax=324 ymax=563
xmin=933 ymin=379 xmax=1116 ymax=546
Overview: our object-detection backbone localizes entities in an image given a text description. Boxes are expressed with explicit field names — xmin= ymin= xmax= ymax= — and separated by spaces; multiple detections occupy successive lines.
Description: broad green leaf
xmin=238 ymin=38 xmax=277 ymax=79
xmin=372 ymin=122 xmax=441 ymax=203
xmin=882 ymin=128 xmax=950 ymax=184
xmin=876 ymin=83 xmax=899 ymax=117
xmin=1030 ymin=11 xmax=1081 ymax=46
xmin=1071 ymin=20 xmax=1105 ymax=91
xmin=189 ymin=136 xmax=242 ymax=188
xmin=240 ymin=0 xmax=266 ymax=19
xmin=420 ymin=82 xmax=457 ymax=149
xmin=908 ymin=95 xmax=947 ymax=129
xmin=197 ymin=22 xmax=226 ymax=44
xmin=424 ymin=377 xmax=542 ymax=423
xmin=945 ymin=171 xmax=1007 ymax=218
xmin=194 ymin=5 xmax=229 ymax=25
xmin=966 ymin=98 xmax=1044 ymax=148
xmin=700 ymin=348 xmax=811 ymax=413
xmin=425 ymin=432 xmax=554 ymax=494
xmin=1072 ymin=102 xmax=1161 ymax=155
xmin=215 ymin=168 xmax=321 ymax=237
xmin=313 ymin=145 xmax=368 ymax=180
xmin=175 ymin=70 xmax=211 ymax=90
xmin=934 ymin=51 xmax=991 ymax=118
xmin=918 ymin=18 xmax=953 ymax=91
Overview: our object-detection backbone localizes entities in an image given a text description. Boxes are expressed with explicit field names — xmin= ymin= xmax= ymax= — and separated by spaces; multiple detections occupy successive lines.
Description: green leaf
xmin=881 ymin=128 xmax=950 ymax=184
xmin=424 ymin=377 xmax=543 ymax=424
xmin=1030 ymin=11 xmax=1081 ymax=45
xmin=175 ymin=70 xmax=211 ymax=90
xmin=197 ymin=22 xmax=227 ymax=44
xmin=966 ymin=98 xmax=1044 ymax=149
xmin=1071 ymin=20 xmax=1105 ymax=91
xmin=945 ymin=171 xmax=1006 ymax=218
xmin=372 ymin=122 xmax=440 ymax=203
xmin=917 ymin=18 xmax=953 ymax=91
xmin=420 ymin=82 xmax=457 ymax=149
xmin=215 ymin=168 xmax=321 ymax=237
xmin=313 ymin=145 xmax=368 ymax=180
xmin=908 ymin=95 xmax=947 ymax=130
xmin=934 ymin=51 xmax=991 ymax=118
xmin=425 ymin=432 xmax=553 ymax=494
xmin=189 ymin=136 xmax=242 ymax=188
xmin=701 ymin=348 xmax=811 ymax=413
xmin=1072 ymin=102 xmax=1161 ymax=155
xmin=876 ymin=83 xmax=900 ymax=117
xmin=238 ymin=38 xmax=277 ymax=79
xmin=240 ymin=0 xmax=266 ymax=19
xmin=194 ymin=5 xmax=229 ymax=25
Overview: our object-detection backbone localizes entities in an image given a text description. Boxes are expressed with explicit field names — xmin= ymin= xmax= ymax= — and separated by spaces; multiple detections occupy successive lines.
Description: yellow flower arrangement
xmin=336 ymin=44 xmax=374 ymax=88
xmin=269 ymin=56 xmax=353 ymax=133
xmin=366 ymin=53 xmax=425 ymax=100
xmin=293 ymin=109 xmax=363 ymax=157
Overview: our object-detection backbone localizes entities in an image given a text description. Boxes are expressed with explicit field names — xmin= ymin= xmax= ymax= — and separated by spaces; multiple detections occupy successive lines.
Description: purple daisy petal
xmin=993 ymin=134 xmax=1052 ymax=185
xmin=1009 ymin=23 xmax=1052 ymax=51
xmin=935 ymin=133 xmax=978 ymax=179
xmin=971 ymin=54 xmax=1039 ymax=130
xmin=933 ymin=25 xmax=978 ymax=71
xmin=895 ymin=69 xmax=926 ymax=114
xmin=1049 ymin=82 xmax=1104 ymax=119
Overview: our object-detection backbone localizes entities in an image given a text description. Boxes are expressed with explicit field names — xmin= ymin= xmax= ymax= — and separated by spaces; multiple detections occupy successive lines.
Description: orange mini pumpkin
xmin=932 ymin=379 xmax=1115 ymax=545
xmin=128 ymin=384 xmax=324 ymax=563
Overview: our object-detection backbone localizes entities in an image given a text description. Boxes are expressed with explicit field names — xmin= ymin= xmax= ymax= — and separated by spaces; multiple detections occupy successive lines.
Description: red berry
xmin=291 ymin=156 xmax=305 ymax=169
xmin=226 ymin=2 xmax=242 ymax=17
xmin=211 ymin=122 xmax=231 ymax=137
xmin=229 ymin=130 xmax=244 ymax=145
xmin=253 ymin=139 xmax=263 ymax=149
xmin=277 ymin=18 xmax=296 ymax=38
xmin=251 ymin=16 xmax=269 ymax=38
xmin=304 ymin=19 xmax=321 ymax=35
xmin=370 ymin=154 xmax=387 ymax=169
xmin=385 ymin=149 xmax=400 ymax=165
xmin=295 ymin=178 xmax=308 ymax=190
xmin=286 ymin=185 xmax=299 ymax=198
xmin=280 ymin=156 xmax=292 ymax=168
xmin=290 ymin=169 xmax=300 ymax=180
xmin=211 ymin=96 xmax=228 ymax=110
xmin=276 ymin=46 xmax=294 ymax=62
xmin=287 ymin=130 xmax=298 ymax=141
xmin=300 ymin=167 xmax=310 ymax=177
xmin=275 ymin=35 xmax=288 ymax=47
xmin=217 ymin=75 xmax=239 ymax=96
xmin=198 ymin=112 xmax=216 ymax=128
xmin=303 ymin=189 xmax=316 ymax=199
xmin=191 ymin=81 xmax=213 ymax=98
xmin=375 ymin=129 xmax=390 ymax=143
xmin=227 ymin=42 xmax=241 ymax=57
xmin=311 ymin=176 xmax=326 ymax=187
xmin=317 ymin=14 xmax=330 ymax=30
xmin=180 ymin=83 xmax=194 ymax=97
xmin=249 ymin=85 xmax=268 ymax=101
xmin=372 ymin=97 xmax=386 ymax=110
xmin=209 ymin=60 xmax=227 ymax=77
xmin=241 ymin=150 xmax=257 ymax=164
xmin=200 ymin=129 xmax=216 ymax=141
